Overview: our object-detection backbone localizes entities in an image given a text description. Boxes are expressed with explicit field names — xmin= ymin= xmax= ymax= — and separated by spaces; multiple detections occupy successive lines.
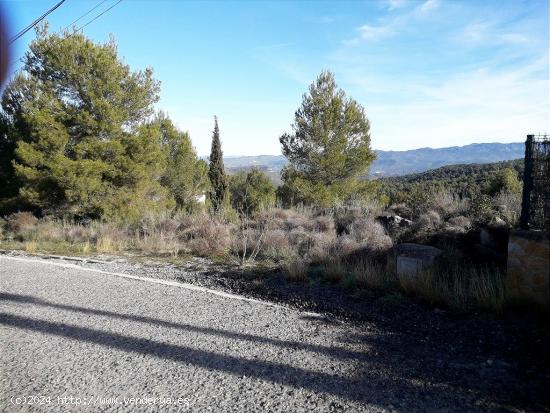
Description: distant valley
xmin=221 ymin=142 xmax=524 ymax=182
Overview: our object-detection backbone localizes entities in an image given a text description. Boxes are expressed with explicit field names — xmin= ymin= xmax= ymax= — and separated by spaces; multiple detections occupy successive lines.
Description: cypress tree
xmin=208 ymin=116 xmax=227 ymax=212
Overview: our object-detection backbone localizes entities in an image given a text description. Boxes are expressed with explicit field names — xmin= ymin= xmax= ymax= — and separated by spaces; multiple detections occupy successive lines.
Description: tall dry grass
xmin=398 ymin=263 xmax=506 ymax=312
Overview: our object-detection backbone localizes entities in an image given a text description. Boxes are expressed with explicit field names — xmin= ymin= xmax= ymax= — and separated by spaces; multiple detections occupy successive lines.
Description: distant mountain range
xmin=222 ymin=142 xmax=525 ymax=181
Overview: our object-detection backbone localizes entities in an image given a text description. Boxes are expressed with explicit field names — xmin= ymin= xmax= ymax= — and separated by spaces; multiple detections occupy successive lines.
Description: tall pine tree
xmin=208 ymin=117 xmax=227 ymax=212
xmin=279 ymin=71 xmax=375 ymax=207
xmin=1 ymin=26 xmax=171 ymax=219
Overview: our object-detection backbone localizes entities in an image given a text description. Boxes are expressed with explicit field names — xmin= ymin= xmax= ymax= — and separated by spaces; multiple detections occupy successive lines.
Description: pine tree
xmin=208 ymin=117 xmax=227 ymax=212
xmin=154 ymin=113 xmax=208 ymax=210
xmin=279 ymin=71 xmax=376 ymax=207
xmin=1 ymin=26 xmax=171 ymax=219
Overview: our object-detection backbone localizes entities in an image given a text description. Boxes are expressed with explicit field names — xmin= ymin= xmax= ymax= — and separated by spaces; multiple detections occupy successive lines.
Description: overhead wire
xmin=75 ymin=0 xmax=123 ymax=32
xmin=6 ymin=0 xmax=124 ymax=80
xmin=64 ymin=0 xmax=110 ymax=30
xmin=9 ymin=0 xmax=66 ymax=44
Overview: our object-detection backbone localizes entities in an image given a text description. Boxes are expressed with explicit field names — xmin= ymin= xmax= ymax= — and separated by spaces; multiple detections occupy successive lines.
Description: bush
xmin=444 ymin=215 xmax=471 ymax=233
xmin=348 ymin=217 xmax=393 ymax=252
xmin=494 ymin=190 xmax=521 ymax=226
xmin=431 ymin=190 xmax=469 ymax=218
xmin=314 ymin=214 xmax=335 ymax=233
xmin=307 ymin=232 xmax=337 ymax=263
xmin=487 ymin=168 xmax=522 ymax=196
xmin=183 ymin=216 xmax=233 ymax=257
xmin=387 ymin=203 xmax=412 ymax=219
xmin=469 ymin=192 xmax=493 ymax=224
xmin=229 ymin=169 xmax=276 ymax=215
xmin=415 ymin=210 xmax=442 ymax=233
xmin=5 ymin=212 xmax=38 ymax=234
xmin=262 ymin=229 xmax=289 ymax=250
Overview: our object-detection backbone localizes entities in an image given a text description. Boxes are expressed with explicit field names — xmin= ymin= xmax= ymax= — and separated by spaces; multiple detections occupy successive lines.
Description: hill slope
xmin=378 ymin=158 xmax=524 ymax=200
xmin=221 ymin=142 xmax=524 ymax=179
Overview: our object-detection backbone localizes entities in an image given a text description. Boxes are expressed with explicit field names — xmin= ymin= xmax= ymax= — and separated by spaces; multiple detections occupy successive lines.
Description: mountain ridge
xmin=218 ymin=142 xmax=524 ymax=179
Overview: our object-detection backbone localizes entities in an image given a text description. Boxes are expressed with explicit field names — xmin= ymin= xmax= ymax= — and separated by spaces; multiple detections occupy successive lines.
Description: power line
xmin=64 ymin=0 xmax=110 ymax=31
xmin=75 ymin=0 xmax=124 ymax=32
xmin=9 ymin=0 xmax=66 ymax=44
xmin=7 ymin=0 xmax=125 ymax=80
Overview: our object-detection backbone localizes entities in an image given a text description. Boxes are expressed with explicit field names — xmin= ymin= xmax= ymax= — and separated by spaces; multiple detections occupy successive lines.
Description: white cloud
xmin=345 ymin=0 xmax=440 ymax=45
xmin=368 ymin=61 xmax=550 ymax=150
xmin=459 ymin=19 xmax=534 ymax=47
xmin=462 ymin=22 xmax=491 ymax=42
xmin=498 ymin=33 xmax=529 ymax=45
xmin=357 ymin=23 xmax=395 ymax=40
xmin=386 ymin=0 xmax=408 ymax=11
xmin=418 ymin=0 xmax=440 ymax=15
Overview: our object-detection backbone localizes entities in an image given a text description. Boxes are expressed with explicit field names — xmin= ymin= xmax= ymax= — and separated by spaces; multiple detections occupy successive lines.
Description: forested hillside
xmin=379 ymin=158 xmax=523 ymax=198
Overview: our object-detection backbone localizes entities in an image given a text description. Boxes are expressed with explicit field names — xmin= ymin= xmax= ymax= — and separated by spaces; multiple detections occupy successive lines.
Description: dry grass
xmin=96 ymin=235 xmax=126 ymax=254
xmin=307 ymin=232 xmax=337 ymax=262
xmin=284 ymin=259 xmax=310 ymax=282
xmin=432 ymin=190 xmax=469 ymax=218
xmin=348 ymin=217 xmax=393 ymax=252
xmin=0 ymin=207 xmax=512 ymax=314
xmin=415 ymin=210 xmax=442 ymax=233
xmin=350 ymin=259 xmax=396 ymax=290
xmin=322 ymin=257 xmax=347 ymax=283
xmin=398 ymin=264 xmax=506 ymax=312
xmin=23 ymin=240 xmax=38 ymax=253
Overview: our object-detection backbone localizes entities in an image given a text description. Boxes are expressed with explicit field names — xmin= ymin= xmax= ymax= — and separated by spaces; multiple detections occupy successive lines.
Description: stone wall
xmin=506 ymin=230 xmax=550 ymax=307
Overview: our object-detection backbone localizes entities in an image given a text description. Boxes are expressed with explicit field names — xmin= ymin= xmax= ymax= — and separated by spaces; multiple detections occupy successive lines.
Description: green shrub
xmin=229 ymin=169 xmax=276 ymax=215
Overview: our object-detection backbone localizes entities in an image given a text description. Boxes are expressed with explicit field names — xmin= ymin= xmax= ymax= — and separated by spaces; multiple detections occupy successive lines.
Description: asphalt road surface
xmin=0 ymin=256 xmax=542 ymax=412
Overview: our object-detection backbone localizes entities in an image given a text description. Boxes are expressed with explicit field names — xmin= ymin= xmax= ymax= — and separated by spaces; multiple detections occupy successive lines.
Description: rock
xmin=377 ymin=214 xmax=413 ymax=231
xmin=394 ymin=243 xmax=442 ymax=278
xmin=491 ymin=216 xmax=507 ymax=227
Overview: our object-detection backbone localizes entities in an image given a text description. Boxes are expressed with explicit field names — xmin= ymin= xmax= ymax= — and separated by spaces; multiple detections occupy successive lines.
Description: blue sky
xmin=2 ymin=0 xmax=549 ymax=156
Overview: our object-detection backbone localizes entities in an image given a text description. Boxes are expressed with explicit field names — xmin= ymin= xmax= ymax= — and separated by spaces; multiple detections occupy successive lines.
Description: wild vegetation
xmin=0 ymin=27 xmax=530 ymax=313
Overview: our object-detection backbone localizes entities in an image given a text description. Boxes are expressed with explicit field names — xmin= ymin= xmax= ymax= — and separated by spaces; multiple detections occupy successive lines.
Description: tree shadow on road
xmin=1 ymin=292 xmax=548 ymax=411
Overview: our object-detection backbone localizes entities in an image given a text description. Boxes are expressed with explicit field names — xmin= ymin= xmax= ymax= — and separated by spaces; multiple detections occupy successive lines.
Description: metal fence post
xmin=520 ymin=135 xmax=534 ymax=230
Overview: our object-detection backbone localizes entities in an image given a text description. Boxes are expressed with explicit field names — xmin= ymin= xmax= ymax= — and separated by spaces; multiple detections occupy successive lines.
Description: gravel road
xmin=0 ymin=255 xmax=548 ymax=412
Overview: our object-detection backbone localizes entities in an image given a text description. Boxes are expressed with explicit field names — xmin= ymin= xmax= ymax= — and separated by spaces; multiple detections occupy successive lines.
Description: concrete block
xmin=506 ymin=230 xmax=550 ymax=306
xmin=397 ymin=256 xmax=423 ymax=277
xmin=395 ymin=243 xmax=442 ymax=278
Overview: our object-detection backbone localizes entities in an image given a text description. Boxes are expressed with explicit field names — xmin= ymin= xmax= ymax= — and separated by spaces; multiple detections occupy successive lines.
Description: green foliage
xmin=487 ymin=168 xmax=522 ymax=196
xmin=208 ymin=117 xmax=227 ymax=212
xmin=229 ymin=169 xmax=276 ymax=215
xmin=279 ymin=71 xmax=375 ymax=207
xmin=379 ymin=159 xmax=524 ymax=208
xmin=154 ymin=113 xmax=208 ymax=210
xmin=1 ymin=27 xmax=171 ymax=220
xmin=469 ymin=191 xmax=493 ymax=223
xmin=0 ymin=112 xmax=22 ymax=214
